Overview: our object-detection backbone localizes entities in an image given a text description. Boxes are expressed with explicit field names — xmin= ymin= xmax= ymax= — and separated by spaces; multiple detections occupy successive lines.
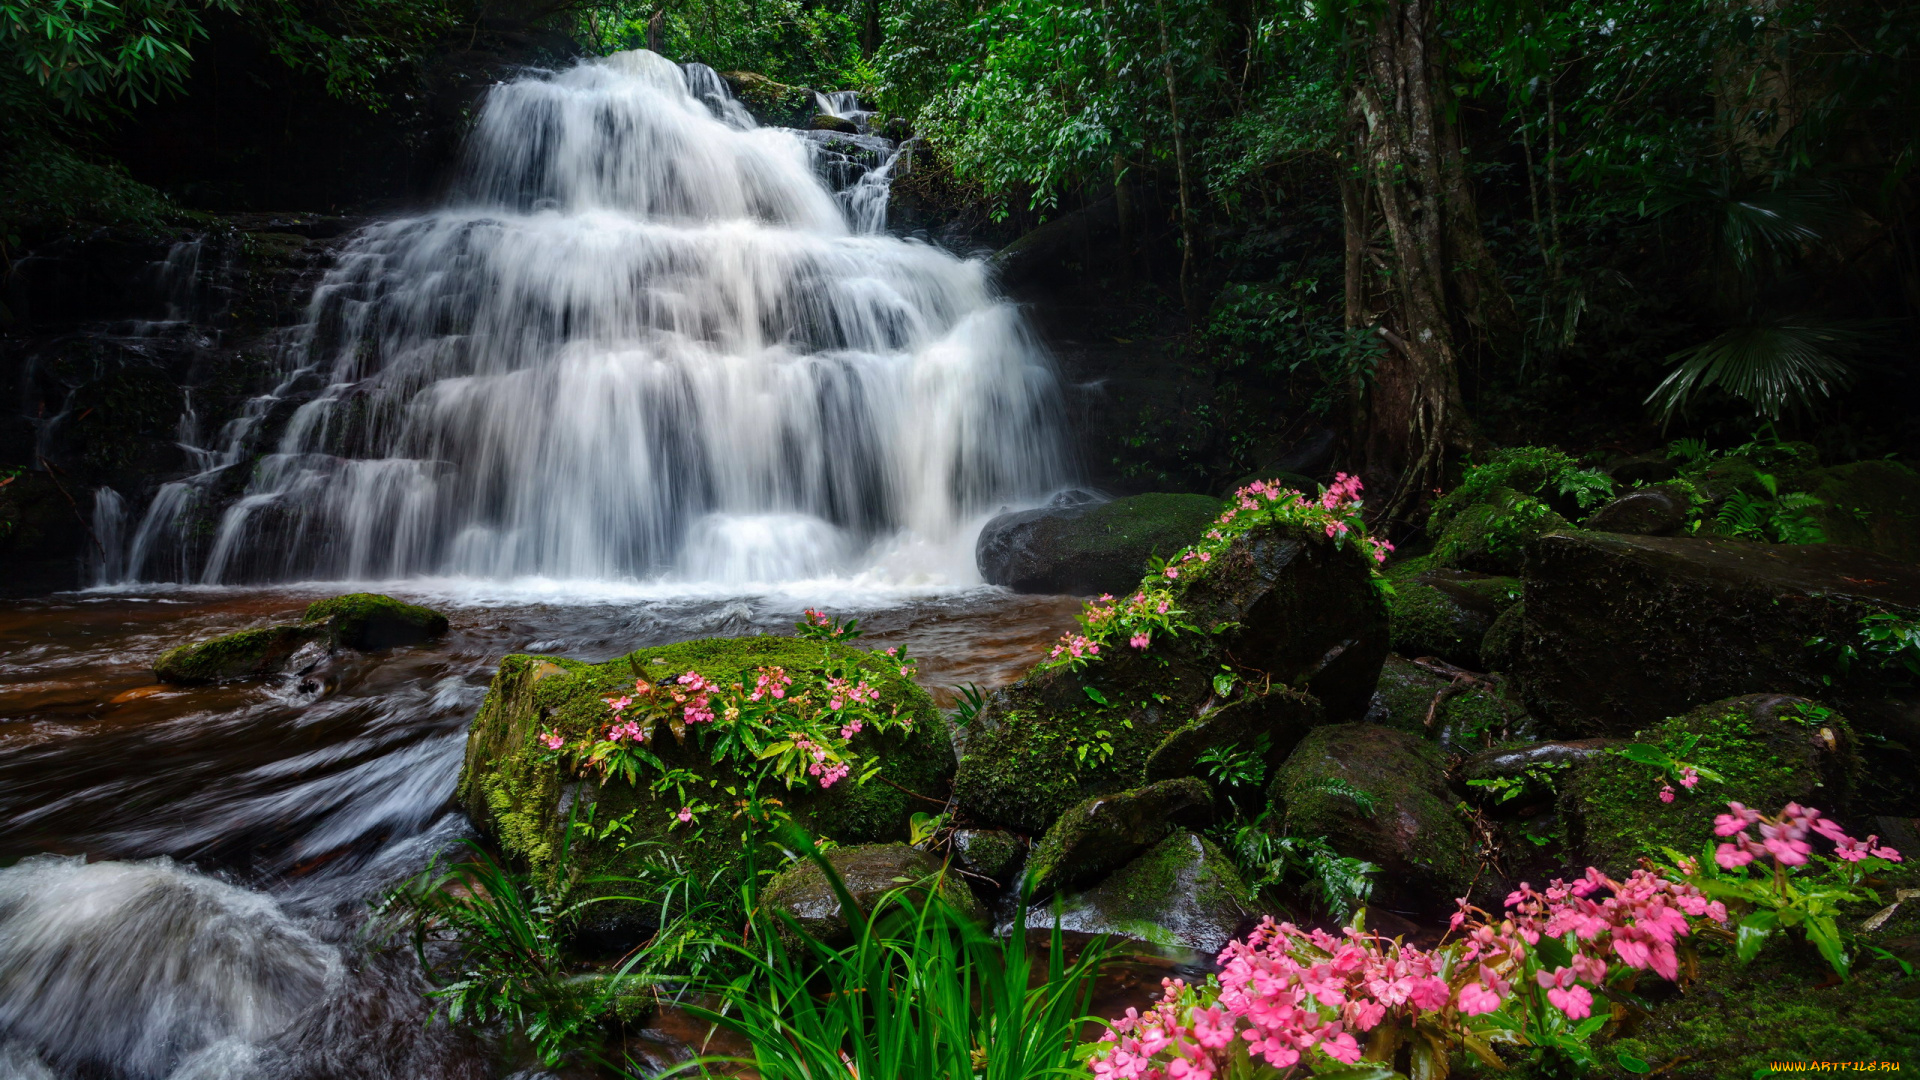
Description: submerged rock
xmin=1516 ymin=530 xmax=1920 ymax=742
xmin=762 ymin=844 xmax=982 ymax=943
xmin=808 ymin=113 xmax=859 ymax=134
xmin=1025 ymin=831 xmax=1251 ymax=954
xmin=153 ymin=592 xmax=448 ymax=684
xmin=1269 ymin=723 xmax=1474 ymax=905
xmin=976 ymin=491 xmax=1222 ymax=596
xmin=1560 ymin=694 xmax=1858 ymax=874
xmin=456 ymin=636 xmax=954 ymax=928
xmin=1024 ymin=777 xmax=1212 ymax=896
xmin=955 ymin=514 xmax=1389 ymax=835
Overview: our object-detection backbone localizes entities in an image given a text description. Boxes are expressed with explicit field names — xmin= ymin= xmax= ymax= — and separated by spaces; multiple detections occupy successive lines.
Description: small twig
xmin=874 ymin=774 xmax=949 ymax=806
xmin=37 ymin=456 xmax=105 ymax=561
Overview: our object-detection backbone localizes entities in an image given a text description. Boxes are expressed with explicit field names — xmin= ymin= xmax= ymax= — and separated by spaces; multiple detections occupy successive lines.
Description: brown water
xmin=0 ymin=584 xmax=1082 ymax=1080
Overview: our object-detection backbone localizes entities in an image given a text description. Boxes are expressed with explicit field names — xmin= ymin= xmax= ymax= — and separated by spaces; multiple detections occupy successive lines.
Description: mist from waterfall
xmin=110 ymin=51 xmax=1065 ymax=589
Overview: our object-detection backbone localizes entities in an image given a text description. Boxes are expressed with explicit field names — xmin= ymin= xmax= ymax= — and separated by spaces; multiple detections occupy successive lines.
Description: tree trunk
xmin=1342 ymin=0 xmax=1492 ymax=522
xmin=1155 ymin=0 xmax=1202 ymax=325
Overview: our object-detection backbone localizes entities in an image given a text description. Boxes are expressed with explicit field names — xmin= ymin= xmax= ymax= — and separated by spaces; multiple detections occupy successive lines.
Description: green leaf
xmin=1212 ymin=671 xmax=1237 ymax=697
xmin=1310 ymin=1067 xmax=1398 ymax=1080
xmin=1736 ymin=909 xmax=1779 ymax=962
xmin=1616 ymin=1051 xmax=1652 ymax=1073
xmin=1083 ymin=685 xmax=1110 ymax=706
xmin=1615 ymin=744 xmax=1672 ymax=767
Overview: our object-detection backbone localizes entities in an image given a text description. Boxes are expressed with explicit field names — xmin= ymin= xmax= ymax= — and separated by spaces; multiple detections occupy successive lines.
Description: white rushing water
xmin=108 ymin=52 xmax=1065 ymax=589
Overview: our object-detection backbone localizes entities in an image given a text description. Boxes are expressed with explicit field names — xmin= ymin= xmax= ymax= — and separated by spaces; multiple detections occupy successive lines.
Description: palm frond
xmin=1646 ymin=318 xmax=1875 ymax=421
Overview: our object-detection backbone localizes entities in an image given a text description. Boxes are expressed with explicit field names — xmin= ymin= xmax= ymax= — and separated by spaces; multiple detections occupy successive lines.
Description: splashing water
xmin=112 ymin=51 xmax=1065 ymax=588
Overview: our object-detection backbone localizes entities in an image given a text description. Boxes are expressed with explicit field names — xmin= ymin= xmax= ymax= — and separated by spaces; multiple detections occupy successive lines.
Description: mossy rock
xmin=1143 ymin=687 xmax=1321 ymax=789
xmin=1389 ymin=581 xmax=1495 ymax=667
xmin=1366 ymin=655 xmax=1526 ymax=746
xmin=153 ymin=623 xmax=323 ymax=684
xmin=1790 ymin=458 xmax=1920 ymax=562
xmin=456 ymin=636 xmax=954 ymax=929
xmin=1432 ymin=486 xmax=1567 ymax=575
xmin=302 ymin=592 xmax=447 ymax=650
xmin=808 ymin=113 xmax=860 ymax=134
xmin=952 ymin=828 xmax=1026 ymax=883
xmin=955 ymin=516 xmax=1389 ymax=835
xmin=1478 ymin=600 xmax=1525 ymax=672
xmin=1024 ymin=777 xmax=1212 ymax=897
xmin=1593 ymin=860 xmax=1920 ymax=1078
xmin=721 ymin=70 xmax=814 ymax=126
xmin=1023 ymin=830 xmax=1252 ymax=954
xmin=1559 ymin=693 xmax=1859 ymax=875
xmin=761 ymin=843 xmax=983 ymax=944
xmin=976 ymin=492 xmax=1224 ymax=596
xmin=1269 ymin=723 xmax=1474 ymax=907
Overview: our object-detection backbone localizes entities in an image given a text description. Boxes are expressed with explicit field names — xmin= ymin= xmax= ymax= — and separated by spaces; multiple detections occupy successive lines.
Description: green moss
xmin=302 ymin=592 xmax=448 ymax=649
xmin=153 ymin=623 xmax=322 ymax=684
xmin=1048 ymin=830 xmax=1253 ymax=949
xmin=1269 ymin=723 xmax=1475 ymax=897
xmin=1479 ymin=601 xmax=1525 ymax=672
xmin=1062 ymin=493 xmax=1224 ymax=561
xmin=457 ymin=635 xmax=954 ymax=924
xmin=1390 ymin=582 xmax=1486 ymax=666
xmin=1368 ymin=655 xmax=1523 ymax=742
xmin=1024 ymin=777 xmax=1210 ymax=895
xmin=1561 ymin=696 xmax=1858 ymax=874
xmin=1433 ymin=487 xmax=1567 ymax=574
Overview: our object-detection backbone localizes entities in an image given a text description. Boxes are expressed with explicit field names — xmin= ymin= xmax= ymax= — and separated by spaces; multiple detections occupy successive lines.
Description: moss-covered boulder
xmin=1366 ymin=655 xmax=1527 ymax=746
xmin=1023 ymin=830 xmax=1252 ymax=954
xmin=1432 ymin=486 xmax=1567 ymax=575
xmin=1388 ymin=572 xmax=1518 ymax=668
xmin=1790 ymin=458 xmax=1920 ymax=563
xmin=761 ymin=844 xmax=983 ymax=943
xmin=1560 ymin=694 xmax=1859 ymax=875
xmin=721 ymin=70 xmax=814 ymax=126
xmin=976 ymin=492 xmax=1223 ymax=596
xmin=153 ymin=623 xmax=324 ymax=684
xmin=954 ymin=515 xmax=1390 ymax=835
xmin=1143 ymin=688 xmax=1321 ymax=787
xmin=951 ymin=828 xmax=1026 ymax=883
xmin=456 ymin=636 xmax=955 ymax=923
xmin=1024 ymin=778 xmax=1212 ymax=896
xmin=1269 ymin=723 xmax=1474 ymax=907
xmin=302 ymin=592 xmax=448 ymax=650
xmin=1515 ymin=529 xmax=1920 ymax=743
xmin=1583 ymin=484 xmax=1692 ymax=536
xmin=1478 ymin=600 xmax=1525 ymax=672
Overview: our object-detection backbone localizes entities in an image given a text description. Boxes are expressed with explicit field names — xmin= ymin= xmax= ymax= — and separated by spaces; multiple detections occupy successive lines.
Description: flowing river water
xmin=1 ymin=49 xmax=1105 ymax=1080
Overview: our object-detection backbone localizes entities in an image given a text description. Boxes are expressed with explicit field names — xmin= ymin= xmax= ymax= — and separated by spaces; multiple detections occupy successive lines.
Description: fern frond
xmin=1648 ymin=318 xmax=1876 ymax=421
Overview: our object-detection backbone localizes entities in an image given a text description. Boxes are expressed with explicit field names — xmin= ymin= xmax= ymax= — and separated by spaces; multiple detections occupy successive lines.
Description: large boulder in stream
xmin=456 ymin=636 xmax=954 ymax=928
xmin=1023 ymin=777 xmax=1212 ymax=896
xmin=761 ymin=844 xmax=983 ymax=943
xmin=153 ymin=592 xmax=447 ymax=683
xmin=954 ymin=512 xmax=1389 ymax=836
xmin=1025 ymin=830 xmax=1253 ymax=954
xmin=1515 ymin=530 xmax=1920 ymax=744
xmin=976 ymin=491 xmax=1223 ymax=596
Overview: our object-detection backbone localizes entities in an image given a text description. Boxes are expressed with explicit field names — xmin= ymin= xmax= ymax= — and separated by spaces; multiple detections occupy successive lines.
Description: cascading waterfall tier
xmin=117 ymin=51 xmax=1064 ymax=586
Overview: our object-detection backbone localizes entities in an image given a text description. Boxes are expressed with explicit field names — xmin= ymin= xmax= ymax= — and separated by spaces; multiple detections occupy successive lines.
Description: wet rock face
xmin=1388 ymin=571 xmax=1518 ymax=669
xmin=1584 ymin=484 xmax=1691 ymax=536
xmin=1268 ymin=723 xmax=1474 ymax=907
xmin=762 ymin=844 xmax=983 ymax=944
xmin=976 ymin=491 xmax=1222 ymax=596
xmin=1024 ymin=830 xmax=1251 ymax=954
xmin=952 ymin=828 xmax=1026 ymax=883
xmin=1024 ymin=777 xmax=1213 ymax=896
xmin=1516 ymin=530 xmax=1920 ymax=743
xmin=1559 ymin=694 xmax=1860 ymax=874
xmin=302 ymin=593 xmax=448 ymax=650
xmin=954 ymin=516 xmax=1389 ymax=836
xmin=154 ymin=624 xmax=326 ymax=684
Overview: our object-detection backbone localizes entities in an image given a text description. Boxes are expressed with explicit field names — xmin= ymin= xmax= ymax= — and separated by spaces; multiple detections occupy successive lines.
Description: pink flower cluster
xmin=539 ymin=730 xmax=565 ymax=751
xmin=607 ymin=719 xmax=647 ymax=743
xmin=1658 ymin=765 xmax=1701 ymax=803
xmin=673 ymin=671 xmax=717 ymax=724
xmin=750 ymin=665 xmax=793 ymax=702
xmin=1500 ymin=867 xmax=1727 ymax=983
xmin=1714 ymin=801 xmax=1902 ymax=869
xmin=792 ymin=734 xmax=850 ymax=788
xmin=1048 ymin=633 xmax=1101 ymax=663
xmin=824 ymin=676 xmax=880 ymax=712
xmin=1091 ymin=867 xmax=1728 ymax=1080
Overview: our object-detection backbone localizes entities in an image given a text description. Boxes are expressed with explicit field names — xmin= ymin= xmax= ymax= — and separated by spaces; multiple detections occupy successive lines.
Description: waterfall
xmin=113 ymin=51 xmax=1064 ymax=588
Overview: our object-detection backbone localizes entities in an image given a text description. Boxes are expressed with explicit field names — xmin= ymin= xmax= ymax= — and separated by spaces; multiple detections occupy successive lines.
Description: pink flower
xmin=1678 ymin=766 xmax=1699 ymax=790
xmin=1547 ymin=984 xmax=1593 ymax=1020
xmin=1455 ymin=982 xmax=1503 ymax=1015
xmin=1198 ymin=552 xmax=1210 ymax=562
xmin=604 ymin=695 xmax=633 ymax=713
xmin=1164 ymin=567 xmax=1180 ymax=579
xmin=539 ymin=731 xmax=564 ymax=750
xmin=1715 ymin=841 xmax=1756 ymax=869
xmin=1659 ymin=784 xmax=1676 ymax=803
xmin=1130 ymin=633 xmax=1151 ymax=649
xmin=676 ymin=806 xmax=693 ymax=823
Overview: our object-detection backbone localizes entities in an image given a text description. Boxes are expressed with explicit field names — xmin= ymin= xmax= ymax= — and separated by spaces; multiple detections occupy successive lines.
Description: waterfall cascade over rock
xmin=112 ymin=51 xmax=1065 ymax=587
